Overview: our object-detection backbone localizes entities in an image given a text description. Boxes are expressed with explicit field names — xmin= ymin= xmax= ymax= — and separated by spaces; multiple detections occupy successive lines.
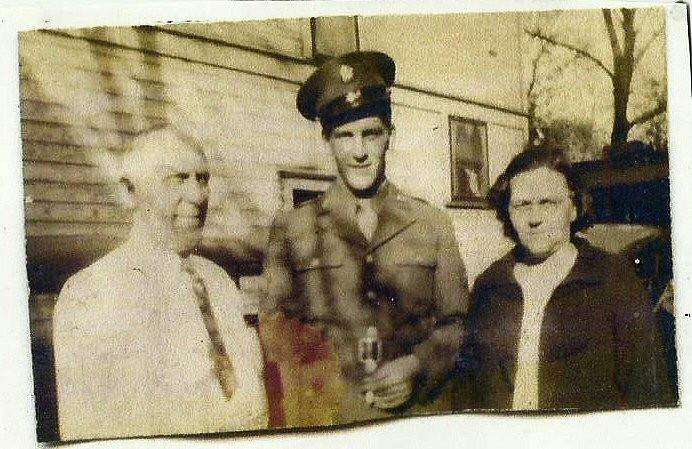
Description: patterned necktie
xmin=182 ymin=259 xmax=236 ymax=399
xmin=356 ymin=199 xmax=378 ymax=241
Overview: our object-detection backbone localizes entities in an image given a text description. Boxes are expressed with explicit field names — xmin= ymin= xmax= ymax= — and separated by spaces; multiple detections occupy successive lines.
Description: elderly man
xmin=53 ymin=127 xmax=268 ymax=441
xmin=461 ymin=147 xmax=674 ymax=410
xmin=262 ymin=51 xmax=469 ymax=424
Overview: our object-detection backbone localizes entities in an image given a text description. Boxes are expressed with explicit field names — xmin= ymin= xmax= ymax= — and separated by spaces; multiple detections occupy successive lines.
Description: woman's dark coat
xmin=460 ymin=240 xmax=674 ymax=411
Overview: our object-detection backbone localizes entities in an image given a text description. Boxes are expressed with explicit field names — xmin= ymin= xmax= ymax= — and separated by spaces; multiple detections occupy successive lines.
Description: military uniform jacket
xmin=263 ymin=181 xmax=469 ymax=399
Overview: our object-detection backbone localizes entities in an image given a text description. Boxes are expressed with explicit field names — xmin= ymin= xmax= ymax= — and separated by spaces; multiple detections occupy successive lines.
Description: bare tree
xmin=525 ymin=11 xmax=575 ymax=148
xmin=526 ymin=42 xmax=549 ymax=146
xmin=526 ymin=8 xmax=666 ymax=156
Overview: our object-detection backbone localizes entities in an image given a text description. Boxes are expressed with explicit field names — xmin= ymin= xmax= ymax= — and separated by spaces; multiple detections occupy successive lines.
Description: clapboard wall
xmin=21 ymin=25 xmax=320 ymax=287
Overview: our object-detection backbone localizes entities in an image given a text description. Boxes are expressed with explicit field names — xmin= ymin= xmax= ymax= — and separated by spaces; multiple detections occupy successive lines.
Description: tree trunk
xmin=608 ymin=9 xmax=637 ymax=158
xmin=610 ymin=60 xmax=633 ymax=154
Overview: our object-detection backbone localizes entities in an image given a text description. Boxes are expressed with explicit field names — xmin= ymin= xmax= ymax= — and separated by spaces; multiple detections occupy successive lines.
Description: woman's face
xmin=508 ymin=167 xmax=577 ymax=260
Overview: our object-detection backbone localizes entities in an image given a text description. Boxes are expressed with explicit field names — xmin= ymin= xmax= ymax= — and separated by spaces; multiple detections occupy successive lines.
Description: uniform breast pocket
xmin=382 ymin=252 xmax=437 ymax=314
xmin=291 ymin=231 xmax=343 ymax=276
xmin=295 ymin=256 xmax=343 ymax=273
xmin=294 ymin=256 xmax=344 ymax=319
xmin=294 ymin=256 xmax=344 ymax=292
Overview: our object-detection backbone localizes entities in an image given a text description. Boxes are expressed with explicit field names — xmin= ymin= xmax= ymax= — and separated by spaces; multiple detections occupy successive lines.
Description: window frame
xmin=447 ymin=115 xmax=491 ymax=209
xmin=278 ymin=170 xmax=336 ymax=211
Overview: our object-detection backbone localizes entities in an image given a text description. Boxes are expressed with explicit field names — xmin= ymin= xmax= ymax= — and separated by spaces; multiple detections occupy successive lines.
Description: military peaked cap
xmin=296 ymin=51 xmax=396 ymax=122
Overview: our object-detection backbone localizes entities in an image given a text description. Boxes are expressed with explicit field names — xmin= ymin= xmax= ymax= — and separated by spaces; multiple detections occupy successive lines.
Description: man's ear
xmin=321 ymin=134 xmax=334 ymax=155
xmin=387 ymin=126 xmax=396 ymax=152
xmin=569 ymin=200 xmax=578 ymax=223
xmin=118 ymin=177 xmax=137 ymax=209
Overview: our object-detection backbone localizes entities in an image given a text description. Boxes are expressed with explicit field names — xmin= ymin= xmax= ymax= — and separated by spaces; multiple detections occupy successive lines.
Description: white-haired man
xmin=53 ymin=127 xmax=268 ymax=441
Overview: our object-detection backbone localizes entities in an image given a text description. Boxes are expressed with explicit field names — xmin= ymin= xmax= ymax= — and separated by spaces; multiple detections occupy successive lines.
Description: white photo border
xmin=1 ymin=1 xmax=691 ymax=448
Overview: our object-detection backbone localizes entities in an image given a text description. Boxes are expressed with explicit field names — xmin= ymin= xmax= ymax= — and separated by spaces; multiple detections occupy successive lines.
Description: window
xmin=449 ymin=116 xmax=490 ymax=208
xmin=278 ymin=170 xmax=335 ymax=210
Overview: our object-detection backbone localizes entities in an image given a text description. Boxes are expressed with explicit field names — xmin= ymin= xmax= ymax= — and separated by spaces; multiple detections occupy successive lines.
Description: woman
xmin=461 ymin=148 xmax=673 ymax=411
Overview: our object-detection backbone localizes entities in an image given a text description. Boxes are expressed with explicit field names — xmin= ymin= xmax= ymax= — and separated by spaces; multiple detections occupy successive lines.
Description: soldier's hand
xmin=361 ymin=354 xmax=420 ymax=410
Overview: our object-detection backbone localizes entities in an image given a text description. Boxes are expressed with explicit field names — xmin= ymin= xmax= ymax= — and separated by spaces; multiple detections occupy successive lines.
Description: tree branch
xmin=634 ymin=26 xmax=664 ymax=66
xmin=532 ymin=54 xmax=580 ymax=100
xmin=628 ymin=101 xmax=667 ymax=128
xmin=527 ymin=42 xmax=549 ymax=100
xmin=525 ymin=29 xmax=614 ymax=79
xmin=602 ymin=9 xmax=622 ymax=61
xmin=621 ymin=9 xmax=637 ymax=59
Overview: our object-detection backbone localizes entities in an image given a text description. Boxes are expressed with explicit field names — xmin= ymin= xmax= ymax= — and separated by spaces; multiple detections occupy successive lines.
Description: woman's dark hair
xmin=488 ymin=147 xmax=589 ymax=243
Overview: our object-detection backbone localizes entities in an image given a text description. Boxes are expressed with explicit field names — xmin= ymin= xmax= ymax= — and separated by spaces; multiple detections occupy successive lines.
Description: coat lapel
xmin=368 ymin=185 xmax=416 ymax=253
xmin=320 ymin=184 xmax=369 ymax=249
xmin=474 ymin=252 xmax=524 ymax=396
xmin=478 ymin=241 xmax=606 ymax=403
xmin=320 ymin=181 xmax=416 ymax=252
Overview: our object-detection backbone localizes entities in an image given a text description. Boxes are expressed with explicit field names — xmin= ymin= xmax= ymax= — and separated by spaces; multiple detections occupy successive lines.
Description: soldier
xmin=262 ymin=51 xmax=469 ymax=423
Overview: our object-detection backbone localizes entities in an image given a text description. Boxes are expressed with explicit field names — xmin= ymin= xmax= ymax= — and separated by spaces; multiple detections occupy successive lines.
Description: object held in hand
xmin=358 ymin=326 xmax=381 ymax=404
xmin=358 ymin=326 xmax=381 ymax=374
xmin=365 ymin=390 xmax=375 ymax=406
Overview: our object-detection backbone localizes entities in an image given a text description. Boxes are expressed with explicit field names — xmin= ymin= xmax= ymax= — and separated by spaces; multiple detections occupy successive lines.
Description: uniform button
xmin=366 ymin=291 xmax=377 ymax=301
xmin=365 ymin=255 xmax=374 ymax=264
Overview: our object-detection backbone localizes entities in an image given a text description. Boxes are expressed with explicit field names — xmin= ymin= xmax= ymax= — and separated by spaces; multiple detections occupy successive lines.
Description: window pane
xmin=279 ymin=171 xmax=335 ymax=210
xmin=450 ymin=117 xmax=489 ymax=205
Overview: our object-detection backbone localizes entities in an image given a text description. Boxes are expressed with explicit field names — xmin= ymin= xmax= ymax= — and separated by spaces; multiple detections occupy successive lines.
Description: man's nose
xmin=183 ymin=178 xmax=208 ymax=204
xmin=351 ymin=136 xmax=368 ymax=162
xmin=528 ymin=217 xmax=543 ymax=228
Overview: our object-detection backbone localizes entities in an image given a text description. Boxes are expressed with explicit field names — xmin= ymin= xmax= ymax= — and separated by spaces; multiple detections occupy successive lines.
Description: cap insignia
xmin=345 ymin=90 xmax=361 ymax=104
xmin=340 ymin=64 xmax=354 ymax=83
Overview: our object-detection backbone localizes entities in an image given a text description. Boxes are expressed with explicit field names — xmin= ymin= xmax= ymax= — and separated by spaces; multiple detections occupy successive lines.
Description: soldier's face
xmin=128 ymin=133 xmax=210 ymax=255
xmin=508 ymin=167 xmax=576 ymax=260
xmin=327 ymin=116 xmax=390 ymax=195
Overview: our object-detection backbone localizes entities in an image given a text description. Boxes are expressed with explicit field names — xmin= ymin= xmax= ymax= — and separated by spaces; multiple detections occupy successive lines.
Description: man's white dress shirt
xmin=53 ymin=235 xmax=268 ymax=440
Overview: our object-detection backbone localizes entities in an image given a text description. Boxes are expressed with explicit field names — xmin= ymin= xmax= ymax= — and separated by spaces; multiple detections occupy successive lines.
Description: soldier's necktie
xmin=182 ymin=259 xmax=236 ymax=399
xmin=356 ymin=199 xmax=378 ymax=241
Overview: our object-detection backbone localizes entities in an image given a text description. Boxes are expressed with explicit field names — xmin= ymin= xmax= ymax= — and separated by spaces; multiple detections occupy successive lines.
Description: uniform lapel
xmin=368 ymin=184 xmax=416 ymax=253
xmin=320 ymin=183 xmax=369 ymax=248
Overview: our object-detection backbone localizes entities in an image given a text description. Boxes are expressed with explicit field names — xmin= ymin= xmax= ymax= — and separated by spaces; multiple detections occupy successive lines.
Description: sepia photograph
xmin=2 ymin=0 xmax=690 ymax=447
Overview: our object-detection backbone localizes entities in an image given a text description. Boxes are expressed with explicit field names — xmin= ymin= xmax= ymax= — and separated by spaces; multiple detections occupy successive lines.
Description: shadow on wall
xmin=24 ymin=28 xmax=164 ymax=441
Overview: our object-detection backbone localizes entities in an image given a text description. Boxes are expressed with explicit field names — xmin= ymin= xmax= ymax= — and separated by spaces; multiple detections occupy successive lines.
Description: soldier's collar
xmin=321 ymin=179 xmax=394 ymax=214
